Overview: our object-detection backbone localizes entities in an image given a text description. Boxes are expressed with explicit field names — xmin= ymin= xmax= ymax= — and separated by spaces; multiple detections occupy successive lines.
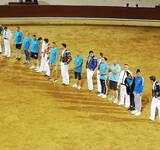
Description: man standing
xmin=132 ymin=69 xmax=144 ymax=116
xmin=125 ymin=72 xmax=135 ymax=112
xmin=23 ymin=32 xmax=31 ymax=64
xmin=36 ymin=38 xmax=49 ymax=73
xmin=0 ymin=25 xmax=3 ymax=54
xmin=149 ymin=76 xmax=160 ymax=121
xmin=30 ymin=35 xmax=39 ymax=69
xmin=86 ymin=50 xmax=97 ymax=92
xmin=118 ymin=64 xmax=131 ymax=108
xmin=60 ymin=43 xmax=72 ymax=86
xmin=3 ymin=27 xmax=12 ymax=58
xmin=109 ymin=60 xmax=121 ymax=103
xmin=15 ymin=26 xmax=23 ymax=61
xmin=50 ymin=42 xmax=59 ymax=82
xmin=98 ymin=57 xmax=108 ymax=98
xmin=97 ymin=52 xmax=103 ymax=94
xmin=72 ymin=53 xmax=83 ymax=90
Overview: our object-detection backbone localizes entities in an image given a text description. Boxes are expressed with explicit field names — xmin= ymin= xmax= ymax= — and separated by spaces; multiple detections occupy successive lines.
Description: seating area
xmin=0 ymin=0 xmax=160 ymax=8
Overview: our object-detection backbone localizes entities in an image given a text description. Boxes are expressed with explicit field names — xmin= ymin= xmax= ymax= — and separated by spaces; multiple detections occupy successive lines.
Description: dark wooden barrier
xmin=0 ymin=5 xmax=160 ymax=20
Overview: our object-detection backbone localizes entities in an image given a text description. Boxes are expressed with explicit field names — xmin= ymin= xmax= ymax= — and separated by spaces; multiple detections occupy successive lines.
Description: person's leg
xmin=137 ymin=94 xmax=142 ymax=112
xmin=61 ymin=62 xmax=65 ymax=84
xmin=99 ymin=79 xmax=103 ymax=96
xmin=97 ymin=71 xmax=101 ymax=93
xmin=149 ymin=97 xmax=157 ymax=121
xmin=119 ymin=85 xmax=125 ymax=105
xmin=4 ymin=39 xmax=7 ymax=56
xmin=130 ymin=93 xmax=135 ymax=109
xmin=87 ymin=69 xmax=94 ymax=91
xmin=156 ymin=98 xmax=160 ymax=120
xmin=50 ymin=63 xmax=53 ymax=79
xmin=77 ymin=73 xmax=82 ymax=89
xmin=134 ymin=94 xmax=138 ymax=111
xmin=45 ymin=60 xmax=50 ymax=77
xmin=113 ymin=90 xmax=118 ymax=103
xmin=87 ymin=69 xmax=90 ymax=90
xmin=24 ymin=51 xmax=28 ymax=62
xmin=7 ymin=40 xmax=11 ymax=58
xmin=64 ymin=64 xmax=69 ymax=85
xmin=124 ymin=87 xmax=130 ymax=108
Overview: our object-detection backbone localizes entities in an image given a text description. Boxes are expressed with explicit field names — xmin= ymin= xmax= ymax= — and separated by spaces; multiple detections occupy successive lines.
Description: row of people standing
xmin=0 ymin=26 xmax=160 ymax=121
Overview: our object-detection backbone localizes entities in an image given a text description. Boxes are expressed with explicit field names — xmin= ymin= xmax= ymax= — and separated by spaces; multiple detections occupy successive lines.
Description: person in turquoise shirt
xmin=109 ymin=60 xmax=121 ymax=103
xmin=50 ymin=42 xmax=59 ymax=82
xmin=23 ymin=32 xmax=31 ymax=64
xmin=72 ymin=53 xmax=83 ymax=90
xmin=15 ymin=26 xmax=23 ymax=61
xmin=30 ymin=34 xmax=40 ymax=69
xmin=98 ymin=57 xmax=108 ymax=98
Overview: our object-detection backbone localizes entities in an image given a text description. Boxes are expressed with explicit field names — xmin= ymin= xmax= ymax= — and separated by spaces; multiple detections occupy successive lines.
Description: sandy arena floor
xmin=0 ymin=22 xmax=160 ymax=150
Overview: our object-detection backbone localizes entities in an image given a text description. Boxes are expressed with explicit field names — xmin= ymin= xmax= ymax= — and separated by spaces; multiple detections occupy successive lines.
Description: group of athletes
xmin=0 ymin=26 xmax=160 ymax=121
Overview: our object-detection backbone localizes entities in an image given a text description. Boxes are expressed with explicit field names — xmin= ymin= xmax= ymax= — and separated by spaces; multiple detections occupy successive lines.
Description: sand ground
xmin=0 ymin=22 xmax=160 ymax=150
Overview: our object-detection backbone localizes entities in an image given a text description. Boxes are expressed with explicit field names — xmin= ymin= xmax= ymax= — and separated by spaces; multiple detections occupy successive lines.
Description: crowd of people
xmin=0 ymin=25 xmax=160 ymax=121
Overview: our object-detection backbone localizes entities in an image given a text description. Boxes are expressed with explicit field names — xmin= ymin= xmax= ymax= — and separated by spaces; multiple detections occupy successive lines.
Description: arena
xmin=0 ymin=1 xmax=160 ymax=150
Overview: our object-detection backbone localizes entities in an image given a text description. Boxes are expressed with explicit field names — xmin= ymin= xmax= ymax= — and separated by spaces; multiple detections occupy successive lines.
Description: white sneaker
xmin=35 ymin=67 xmax=39 ymax=71
xmin=102 ymin=95 xmax=107 ymax=98
xmin=131 ymin=110 xmax=138 ymax=115
xmin=77 ymin=86 xmax=81 ymax=90
xmin=125 ymin=105 xmax=130 ymax=108
xmin=72 ymin=84 xmax=77 ymax=88
xmin=134 ymin=112 xmax=141 ymax=116
xmin=98 ymin=93 xmax=103 ymax=97
xmin=118 ymin=102 xmax=124 ymax=106
xmin=113 ymin=99 xmax=118 ymax=104
xmin=36 ymin=70 xmax=42 ymax=73
xmin=30 ymin=65 xmax=35 ymax=69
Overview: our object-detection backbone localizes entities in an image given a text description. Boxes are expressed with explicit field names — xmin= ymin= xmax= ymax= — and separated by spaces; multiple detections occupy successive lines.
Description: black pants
xmin=100 ymin=79 xmax=106 ymax=94
xmin=24 ymin=51 xmax=30 ymax=61
xmin=130 ymin=93 xmax=135 ymax=108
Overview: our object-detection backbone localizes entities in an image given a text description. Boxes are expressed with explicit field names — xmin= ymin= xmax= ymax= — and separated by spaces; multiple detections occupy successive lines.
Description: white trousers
xmin=87 ymin=68 xmax=94 ymax=91
xmin=38 ymin=54 xmax=46 ymax=72
xmin=119 ymin=85 xmax=130 ymax=107
xmin=97 ymin=70 xmax=101 ymax=93
xmin=45 ymin=59 xmax=50 ymax=77
xmin=61 ymin=62 xmax=69 ymax=85
xmin=150 ymin=97 xmax=160 ymax=121
xmin=4 ymin=39 xmax=11 ymax=57
xmin=0 ymin=36 xmax=2 ymax=53
xmin=134 ymin=93 xmax=142 ymax=112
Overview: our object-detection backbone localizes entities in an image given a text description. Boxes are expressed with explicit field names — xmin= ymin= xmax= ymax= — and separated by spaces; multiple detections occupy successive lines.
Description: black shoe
xmin=129 ymin=107 xmax=135 ymax=111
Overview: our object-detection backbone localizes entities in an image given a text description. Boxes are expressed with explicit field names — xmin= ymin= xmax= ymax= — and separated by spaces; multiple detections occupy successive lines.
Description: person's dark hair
xmin=33 ymin=34 xmax=36 ymax=37
xmin=62 ymin=43 xmax=67 ymax=48
xmin=100 ymin=52 xmax=103 ymax=57
xmin=103 ymin=57 xmax=108 ymax=61
xmin=44 ymin=38 xmax=49 ymax=43
xmin=52 ymin=42 xmax=56 ymax=44
xmin=4 ymin=26 xmax=7 ymax=30
xmin=149 ymin=76 xmax=156 ymax=82
xmin=126 ymin=71 xmax=131 ymax=76
xmin=38 ymin=37 xmax=42 ymax=41
xmin=124 ymin=64 xmax=128 ymax=66
xmin=136 ymin=69 xmax=141 ymax=73
xmin=89 ymin=50 xmax=93 ymax=54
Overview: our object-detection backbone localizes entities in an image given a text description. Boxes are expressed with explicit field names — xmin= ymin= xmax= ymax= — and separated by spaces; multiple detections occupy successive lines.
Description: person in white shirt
xmin=149 ymin=76 xmax=160 ymax=121
xmin=3 ymin=27 xmax=12 ymax=58
xmin=36 ymin=38 xmax=49 ymax=73
xmin=118 ymin=64 xmax=131 ymax=108
xmin=97 ymin=52 xmax=103 ymax=94
xmin=60 ymin=43 xmax=72 ymax=86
